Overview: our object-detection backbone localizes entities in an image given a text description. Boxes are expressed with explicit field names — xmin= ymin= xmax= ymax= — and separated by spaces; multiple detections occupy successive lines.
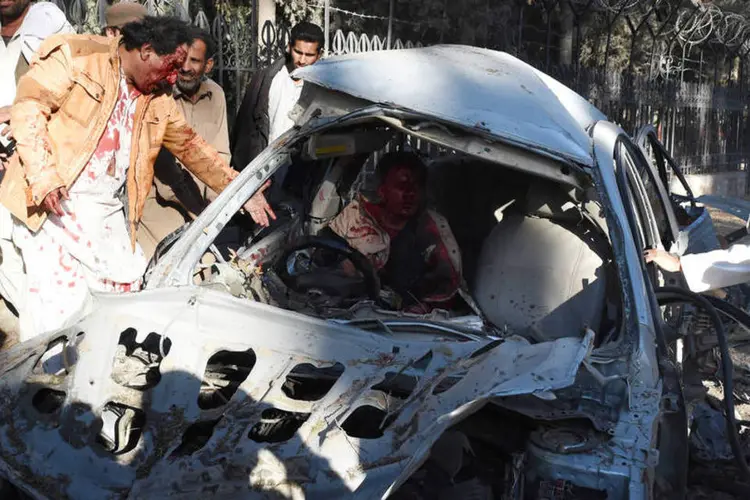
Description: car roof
xmin=295 ymin=45 xmax=607 ymax=167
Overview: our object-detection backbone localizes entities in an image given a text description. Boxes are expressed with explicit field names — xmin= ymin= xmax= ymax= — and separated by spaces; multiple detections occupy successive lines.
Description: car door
xmin=635 ymin=122 xmax=750 ymax=355
xmin=635 ymin=125 xmax=721 ymax=256
xmin=614 ymin=134 xmax=667 ymax=282
xmin=592 ymin=121 xmax=689 ymax=499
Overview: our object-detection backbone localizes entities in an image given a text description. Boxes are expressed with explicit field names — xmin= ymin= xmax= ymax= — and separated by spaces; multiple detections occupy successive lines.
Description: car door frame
xmin=635 ymin=124 xmax=697 ymax=205
xmin=633 ymin=125 xmax=690 ymax=249
xmin=635 ymin=124 xmax=726 ymax=259
xmin=597 ymin=122 xmax=690 ymax=499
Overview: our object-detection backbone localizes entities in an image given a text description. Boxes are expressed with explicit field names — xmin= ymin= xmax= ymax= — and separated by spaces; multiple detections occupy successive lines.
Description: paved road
xmin=699 ymin=195 xmax=750 ymax=221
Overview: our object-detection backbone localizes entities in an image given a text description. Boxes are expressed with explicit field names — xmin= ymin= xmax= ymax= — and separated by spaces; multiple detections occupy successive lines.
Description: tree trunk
xmin=559 ymin=1 xmax=574 ymax=66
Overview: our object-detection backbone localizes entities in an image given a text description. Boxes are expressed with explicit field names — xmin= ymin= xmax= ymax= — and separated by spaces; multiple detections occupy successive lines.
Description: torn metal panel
xmin=374 ymin=114 xmax=589 ymax=189
xmin=0 ymin=288 xmax=592 ymax=499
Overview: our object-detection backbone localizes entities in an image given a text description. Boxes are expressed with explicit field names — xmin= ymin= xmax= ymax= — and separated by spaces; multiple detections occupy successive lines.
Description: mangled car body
xmin=0 ymin=46 xmax=701 ymax=498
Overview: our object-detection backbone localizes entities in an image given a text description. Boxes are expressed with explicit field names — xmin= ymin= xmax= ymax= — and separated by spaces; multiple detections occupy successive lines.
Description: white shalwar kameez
xmin=681 ymin=244 xmax=750 ymax=293
xmin=268 ymin=65 xmax=303 ymax=143
xmin=13 ymin=77 xmax=147 ymax=339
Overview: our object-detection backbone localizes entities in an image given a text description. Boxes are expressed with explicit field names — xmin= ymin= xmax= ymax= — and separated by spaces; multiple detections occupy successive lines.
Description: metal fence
xmin=51 ymin=0 xmax=420 ymax=118
xmin=52 ymin=0 xmax=750 ymax=178
xmin=329 ymin=0 xmax=750 ymax=177
xmin=552 ymin=67 xmax=747 ymax=176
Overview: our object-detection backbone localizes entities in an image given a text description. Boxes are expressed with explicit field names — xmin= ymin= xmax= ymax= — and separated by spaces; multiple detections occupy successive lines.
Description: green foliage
xmin=275 ymin=0 xmax=323 ymax=25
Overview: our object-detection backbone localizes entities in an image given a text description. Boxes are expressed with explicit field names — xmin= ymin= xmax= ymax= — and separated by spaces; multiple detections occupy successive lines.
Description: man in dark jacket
xmin=230 ymin=21 xmax=324 ymax=172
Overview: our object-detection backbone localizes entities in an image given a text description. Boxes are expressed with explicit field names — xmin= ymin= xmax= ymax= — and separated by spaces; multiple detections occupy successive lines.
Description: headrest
xmin=521 ymin=181 xmax=583 ymax=222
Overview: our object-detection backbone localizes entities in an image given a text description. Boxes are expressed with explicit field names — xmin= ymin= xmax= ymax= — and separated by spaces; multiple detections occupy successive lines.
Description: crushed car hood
xmin=0 ymin=288 xmax=593 ymax=498
xmin=294 ymin=45 xmax=605 ymax=167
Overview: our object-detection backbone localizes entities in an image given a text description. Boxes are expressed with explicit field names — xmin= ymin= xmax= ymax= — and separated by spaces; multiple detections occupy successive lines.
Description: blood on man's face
xmin=378 ymin=165 xmax=423 ymax=218
xmin=132 ymin=44 xmax=188 ymax=94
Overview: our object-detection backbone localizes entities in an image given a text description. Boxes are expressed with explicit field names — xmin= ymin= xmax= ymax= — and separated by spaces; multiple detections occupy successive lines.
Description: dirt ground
xmin=708 ymin=207 xmax=750 ymax=246
xmin=686 ymin=208 xmax=750 ymax=499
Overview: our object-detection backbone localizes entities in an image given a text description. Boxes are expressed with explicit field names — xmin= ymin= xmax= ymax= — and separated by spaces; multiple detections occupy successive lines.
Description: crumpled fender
xmin=0 ymin=287 xmax=592 ymax=499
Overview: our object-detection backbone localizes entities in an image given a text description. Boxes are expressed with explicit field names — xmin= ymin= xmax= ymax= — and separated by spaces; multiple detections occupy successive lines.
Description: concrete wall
xmin=670 ymin=171 xmax=748 ymax=199
xmin=258 ymin=0 xmax=275 ymax=41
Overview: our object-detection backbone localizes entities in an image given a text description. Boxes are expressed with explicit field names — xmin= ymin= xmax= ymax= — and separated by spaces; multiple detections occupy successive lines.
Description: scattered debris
xmin=690 ymin=403 xmax=734 ymax=462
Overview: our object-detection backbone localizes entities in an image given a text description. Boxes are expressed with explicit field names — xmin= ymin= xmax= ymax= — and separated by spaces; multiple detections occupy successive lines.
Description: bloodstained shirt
xmin=12 ymin=76 xmax=147 ymax=337
xmin=329 ymin=195 xmax=462 ymax=308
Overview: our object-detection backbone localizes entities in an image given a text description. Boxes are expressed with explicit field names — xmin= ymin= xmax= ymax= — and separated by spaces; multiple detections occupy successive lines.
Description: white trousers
xmin=0 ymin=235 xmax=33 ymax=342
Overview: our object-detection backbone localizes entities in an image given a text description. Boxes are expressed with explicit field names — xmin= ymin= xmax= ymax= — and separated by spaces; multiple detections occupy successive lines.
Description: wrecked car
xmin=0 ymin=45 xmax=728 ymax=499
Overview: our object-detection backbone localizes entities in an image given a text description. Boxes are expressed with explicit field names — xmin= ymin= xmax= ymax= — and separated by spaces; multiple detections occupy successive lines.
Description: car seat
xmin=472 ymin=181 xmax=611 ymax=341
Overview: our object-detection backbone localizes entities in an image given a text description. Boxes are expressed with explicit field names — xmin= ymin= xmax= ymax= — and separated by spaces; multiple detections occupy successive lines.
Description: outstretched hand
xmin=644 ymin=248 xmax=681 ymax=273
xmin=242 ymin=180 xmax=276 ymax=227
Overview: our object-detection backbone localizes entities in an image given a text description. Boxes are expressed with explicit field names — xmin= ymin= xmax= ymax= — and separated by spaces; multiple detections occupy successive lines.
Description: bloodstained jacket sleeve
xmin=161 ymin=100 xmax=238 ymax=197
xmin=11 ymin=36 xmax=75 ymax=206
xmin=681 ymin=243 xmax=750 ymax=292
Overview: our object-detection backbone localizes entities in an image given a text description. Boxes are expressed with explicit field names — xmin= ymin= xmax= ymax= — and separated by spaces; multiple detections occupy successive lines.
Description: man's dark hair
xmin=120 ymin=16 xmax=194 ymax=55
xmin=191 ymin=27 xmax=217 ymax=61
xmin=290 ymin=21 xmax=324 ymax=52
xmin=376 ymin=151 xmax=428 ymax=187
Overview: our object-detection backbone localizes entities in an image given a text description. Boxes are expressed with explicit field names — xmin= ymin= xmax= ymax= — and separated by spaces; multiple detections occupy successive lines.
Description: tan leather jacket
xmin=0 ymin=34 xmax=238 ymax=248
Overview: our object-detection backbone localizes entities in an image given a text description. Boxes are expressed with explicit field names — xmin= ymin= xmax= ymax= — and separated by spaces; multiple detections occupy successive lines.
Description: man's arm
xmin=162 ymin=102 xmax=275 ymax=226
xmin=11 ymin=36 xmax=75 ymax=208
xmin=647 ymin=245 xmax=750 ymax=293
xmin=162 ymin=102 xmax=237 ymax=194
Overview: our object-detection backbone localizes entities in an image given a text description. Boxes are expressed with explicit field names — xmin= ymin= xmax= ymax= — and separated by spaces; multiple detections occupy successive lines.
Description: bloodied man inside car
xmin=327 ymin=152 xmax=462 ymax=313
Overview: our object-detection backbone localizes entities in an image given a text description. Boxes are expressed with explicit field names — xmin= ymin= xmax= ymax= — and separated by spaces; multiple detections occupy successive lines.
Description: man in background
xmin=0 ymin=0 xmax=73 ymax=342
xmin=1 ymin=0 xmax=72 ymax=112
xmin=170 ymin=29 xmax=230 ymax=203
xmin=137 ymin=29 xmax=231 ymax=258
xmin=102 ymin=2 xmax=147 ymax=38
xmin=230 ymin=21 xmax=324 ymax=172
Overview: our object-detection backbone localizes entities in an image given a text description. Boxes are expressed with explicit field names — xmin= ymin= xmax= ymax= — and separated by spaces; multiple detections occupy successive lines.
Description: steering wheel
xmin=275 ymin=235 xmax=381 ymax=302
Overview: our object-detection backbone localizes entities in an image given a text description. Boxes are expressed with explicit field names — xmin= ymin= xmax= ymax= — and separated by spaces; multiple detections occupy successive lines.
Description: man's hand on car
xmin=42 ymin=187 xmax=70 ymax=217
xmin=242 ymin=179 xmax=276 ymax=227
xmin=644 ymin=248 xmax=681 ymax=273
